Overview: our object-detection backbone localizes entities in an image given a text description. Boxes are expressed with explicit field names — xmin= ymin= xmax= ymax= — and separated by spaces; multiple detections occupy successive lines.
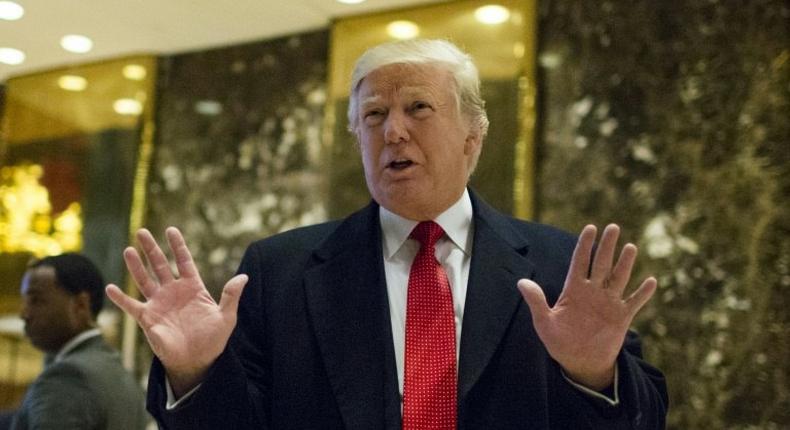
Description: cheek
xmin=359 ymin=136 xmax=380 ymax=169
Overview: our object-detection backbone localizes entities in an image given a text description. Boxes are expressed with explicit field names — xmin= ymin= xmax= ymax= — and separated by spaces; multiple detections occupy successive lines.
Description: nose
xmin=383 ymin=111 xmax=409 ymax=144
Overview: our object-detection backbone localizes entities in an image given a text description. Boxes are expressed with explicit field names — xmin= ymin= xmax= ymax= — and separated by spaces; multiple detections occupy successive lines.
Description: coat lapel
xmin=304 ymin=202 xmax=394 ymax=429
xmin=458 ymin=193 xmax=537 ymax=400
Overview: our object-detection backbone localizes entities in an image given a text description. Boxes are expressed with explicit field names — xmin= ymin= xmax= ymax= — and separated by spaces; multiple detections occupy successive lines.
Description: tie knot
xmin=410 ymin=221 xmax=445 ymax=248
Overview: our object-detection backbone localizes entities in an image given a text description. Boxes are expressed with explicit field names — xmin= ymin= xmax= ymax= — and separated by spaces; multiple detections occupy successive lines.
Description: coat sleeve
xmin=550 ymin=330 xmax=669 ymax=429
xmin=146 ymin=243 xmax=272 ymax=429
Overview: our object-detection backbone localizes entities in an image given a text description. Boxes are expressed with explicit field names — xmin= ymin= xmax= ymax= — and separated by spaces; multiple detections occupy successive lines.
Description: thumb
xmin=105 ymin=284 xmax=144 ymax=320
xmin=218 ymin=274 xmax=248 ymax=320
xmin=517 ymin=279 xmax=550 ymax=320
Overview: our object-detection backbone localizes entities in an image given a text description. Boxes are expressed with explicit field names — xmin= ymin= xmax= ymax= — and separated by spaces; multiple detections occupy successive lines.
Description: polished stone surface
xmin=537 ymin=1 xmax=789 ymax=427
xmin=146 ymin=31 xmax=328 ymax=292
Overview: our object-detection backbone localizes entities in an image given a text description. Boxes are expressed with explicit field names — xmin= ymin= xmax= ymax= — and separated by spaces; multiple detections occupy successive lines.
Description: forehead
xmin=21 ymin=265 xmax=59 ymax=295
xmin=357 ymin=63 xmax=455 ymax=100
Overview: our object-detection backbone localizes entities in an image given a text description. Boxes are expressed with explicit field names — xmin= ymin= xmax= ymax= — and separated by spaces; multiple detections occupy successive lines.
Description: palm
xmin=518 ymin=224 xmax=657 ymax=389
xmin=138 ymin=277 xmax=229 ymax=371
xmin=106 ymin=227 xmax=247 ymax=392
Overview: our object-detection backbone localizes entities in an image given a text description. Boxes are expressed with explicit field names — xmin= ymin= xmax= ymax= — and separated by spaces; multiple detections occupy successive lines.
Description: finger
xmin=517 ymin=279 xmax=551 ymax=325
xmin=609 ymin=243 xmax=638 ymax=295
xmin=137 ymin=229 xmax=175 ymax=284
xmin=105 ymin=284 xmax=146 ymax=320
xmin=165 ymin=227 xmax=199 ymax=279
xmin=625 ymin=277 xmax=658 ymax=317
xmin=568 ymin=225 xmax=598 ymax=284
xmin=590 ymin=224 xmax=621 ymax=284
xmin=218 ymin=274 xmax=249 ymax=321
xmin=123 ymin=246 xmax=158 ymax=299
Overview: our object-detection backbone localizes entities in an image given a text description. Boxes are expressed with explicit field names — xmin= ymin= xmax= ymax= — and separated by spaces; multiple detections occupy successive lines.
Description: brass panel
xmin=327 ymin=0 xmax=536 ymax=218
xmin=0 ymin=55 xmax=157 ymax=381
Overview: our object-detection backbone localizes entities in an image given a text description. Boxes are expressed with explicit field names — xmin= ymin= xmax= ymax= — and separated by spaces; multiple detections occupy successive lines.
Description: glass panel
xmin=0 ymin=56 xmax=156 ymax=405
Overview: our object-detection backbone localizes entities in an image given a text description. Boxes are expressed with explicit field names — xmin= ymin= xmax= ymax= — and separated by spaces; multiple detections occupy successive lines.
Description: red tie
xmin=403 ymin=221 xmax=457 ymax=430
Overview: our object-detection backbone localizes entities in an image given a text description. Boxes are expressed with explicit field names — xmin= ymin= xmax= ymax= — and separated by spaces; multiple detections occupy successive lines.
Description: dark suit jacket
xmin=12 ymin=335 xmax=149 ymax=430
xmin=148 ymin=191 xmax=668 ymax=429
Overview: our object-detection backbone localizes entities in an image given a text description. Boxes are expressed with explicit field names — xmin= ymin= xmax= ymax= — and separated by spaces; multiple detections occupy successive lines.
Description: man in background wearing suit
xmin=12 ymin=253 xmax=148 ymax=430
xmin=108 ymin=39 xmax=668 ymax=429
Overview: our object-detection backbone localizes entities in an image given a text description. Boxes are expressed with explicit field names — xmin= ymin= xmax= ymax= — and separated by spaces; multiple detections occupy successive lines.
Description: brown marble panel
xmin=537 ymin=1 xmax=789 ymax=427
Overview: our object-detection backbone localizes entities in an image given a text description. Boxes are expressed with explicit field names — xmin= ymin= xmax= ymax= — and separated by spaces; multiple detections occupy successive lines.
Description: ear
xmin=72 ymin=291 xmax=94 ymax=321
xmin=463 ymin=127 xmax=482 ymax=156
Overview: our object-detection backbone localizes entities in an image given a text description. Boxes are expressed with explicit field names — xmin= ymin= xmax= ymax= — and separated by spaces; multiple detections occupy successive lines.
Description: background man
xmin=13 ymin=253 xmax=148 ymax=430
xmin=108 ymin=39 xmax=668 ymax=429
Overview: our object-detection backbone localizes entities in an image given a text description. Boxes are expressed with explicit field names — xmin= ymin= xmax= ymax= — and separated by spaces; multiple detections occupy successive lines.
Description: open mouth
xmin=387 ymin=159 xmax=414 ymax=170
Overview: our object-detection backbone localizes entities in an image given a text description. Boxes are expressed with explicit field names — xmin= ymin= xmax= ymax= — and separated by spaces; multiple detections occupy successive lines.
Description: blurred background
xmin=0 ymin=0 xmax=787 ymax=428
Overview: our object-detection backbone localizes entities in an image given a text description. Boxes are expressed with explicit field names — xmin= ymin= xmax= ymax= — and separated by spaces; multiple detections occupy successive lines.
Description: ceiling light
xmin=113 ymin=98 xmax=143 ymax=116
xmin=58 ymin=75 xmax=88 ymax=91
xmin=0 ymin=47 xmax=25 ymax=65
xmin=386 ymin=21 xmax=419 ymax=40
xmin=123 ymin=64 xmax=147 ymax=81
xmin=474 ymin=5 xmax=510 ymax=25
xmin=336 ymin=0 xmax=366 ymax=3
xmin=0 ymin=1 xmax=24 ymax=20
xmin=61 ymin=35 xmax=94 ymax=53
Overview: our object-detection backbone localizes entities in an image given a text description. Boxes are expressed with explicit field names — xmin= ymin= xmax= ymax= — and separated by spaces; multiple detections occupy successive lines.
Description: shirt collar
xmin=380 ymin=188 xmax=473 ymax=260
xmin=54 ymin=328 xmax=102 ymax=363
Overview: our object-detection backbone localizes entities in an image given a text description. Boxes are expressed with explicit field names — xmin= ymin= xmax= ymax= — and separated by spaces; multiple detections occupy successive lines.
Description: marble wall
xmin=536 ymin=1 xmax=789 ymax=428
xmin=146 ymin=31 xmax=328 ymax=292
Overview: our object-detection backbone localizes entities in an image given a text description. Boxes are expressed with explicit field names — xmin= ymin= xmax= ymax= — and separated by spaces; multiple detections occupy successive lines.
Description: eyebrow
xmin=358 ymin=87 xmax=436 ymax=110
xmin=358 ymin=95 xmax=384 ymax=111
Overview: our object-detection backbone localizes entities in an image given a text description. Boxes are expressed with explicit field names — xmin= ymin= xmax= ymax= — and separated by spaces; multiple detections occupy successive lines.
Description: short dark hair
xmin=31 ymin=253 xmax=105 ymax=318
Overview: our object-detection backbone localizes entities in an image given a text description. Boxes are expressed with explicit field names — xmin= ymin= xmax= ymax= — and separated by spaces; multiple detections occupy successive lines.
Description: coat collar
xmin=458 ymin=191 xmax=536 ymax=400
xmin=304 ymin=200 xmax=395 ymax=429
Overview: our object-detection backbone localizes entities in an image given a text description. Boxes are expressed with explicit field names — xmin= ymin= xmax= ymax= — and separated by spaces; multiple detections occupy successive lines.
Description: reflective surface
xmin=536 ymin=1 xmax=789 ymax=427
xmin=328 ymin=0 xmax=537 ymax=219
xmin=0 ymin=54 xmax=156 ymax=409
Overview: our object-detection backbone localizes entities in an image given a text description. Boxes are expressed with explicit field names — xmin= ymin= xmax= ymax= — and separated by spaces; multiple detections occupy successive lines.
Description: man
xmin=107 ymin=39 xmax=668 ymax=429
xmin=13 ymin=253 xmax=149 ymax=430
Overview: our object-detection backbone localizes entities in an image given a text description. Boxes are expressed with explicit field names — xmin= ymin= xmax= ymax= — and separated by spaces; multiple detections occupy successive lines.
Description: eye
xmin=364 ymin=109 xmax=382 ymax=118
xmin=411 ymin=101 xmax=432 ymax=111
xmin=363 ymin=109 xmax=385 ymax=125
xmin=409 ymin=100 xmax=434 ymax=118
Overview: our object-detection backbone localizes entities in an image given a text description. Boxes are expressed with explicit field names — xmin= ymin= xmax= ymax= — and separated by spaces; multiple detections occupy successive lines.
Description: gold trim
xmin=121 ymin=58 xmax=157 ymax=371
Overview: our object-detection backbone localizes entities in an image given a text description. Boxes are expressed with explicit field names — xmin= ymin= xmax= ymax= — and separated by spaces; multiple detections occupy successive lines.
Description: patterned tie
xmin=403 ymin=221 xmax=457 ymax=430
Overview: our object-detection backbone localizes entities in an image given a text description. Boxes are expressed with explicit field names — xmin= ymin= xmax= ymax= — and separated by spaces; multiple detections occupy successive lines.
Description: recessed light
xmin=122 ymin=64 xmax=147 ymax=81
xmin=113 ymin=98 xmax=143 ymax=116
xmin=474 ymin=5 xmax=510 ymax=25
xmin=336 ymin=0 xmax=366 ymax=4
xmin=61 ymin=35 xmax=94 ymax=54
xmin=0 ymin=1 xmax=24 ymax=21
xmin=58 ymin=75 xmax=88 ymax=91
xmin=0 ymin=47 xmax=25 ymax=65
xmin=386 ymin=20 xmax=420 ymax=40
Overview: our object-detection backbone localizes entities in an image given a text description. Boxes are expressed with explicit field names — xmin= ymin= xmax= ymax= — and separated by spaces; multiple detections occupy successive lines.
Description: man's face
xmin=20 ymin=265 xmax=82 ymax=353
xmin=354 ymin=63 xmax=481 ymax=221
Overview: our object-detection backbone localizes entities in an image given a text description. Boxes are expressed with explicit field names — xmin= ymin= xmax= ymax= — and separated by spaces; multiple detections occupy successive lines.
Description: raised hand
xmin=517 ymin=224 xmax=657 ymax=390
xmin=105 ymin=227 xmax=247 ymax=397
